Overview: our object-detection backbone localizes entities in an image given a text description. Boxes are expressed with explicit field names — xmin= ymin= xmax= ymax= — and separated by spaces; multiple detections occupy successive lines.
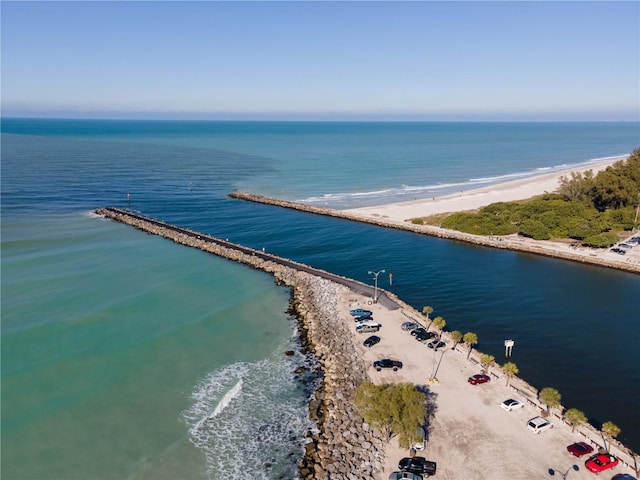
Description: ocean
xmin=2 ymin=119 xmax=639 ymax=479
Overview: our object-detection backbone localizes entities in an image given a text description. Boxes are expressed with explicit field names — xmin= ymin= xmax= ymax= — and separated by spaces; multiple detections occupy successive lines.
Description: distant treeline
xmin=416 ymin=148 xmax=640 ymax=246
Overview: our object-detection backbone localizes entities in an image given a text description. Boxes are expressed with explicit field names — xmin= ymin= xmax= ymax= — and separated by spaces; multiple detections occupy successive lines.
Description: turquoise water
xmin=2 ymin=213 xmax=310 ymax=479
xmin=2 ymin=119 xmax=639 ymax=478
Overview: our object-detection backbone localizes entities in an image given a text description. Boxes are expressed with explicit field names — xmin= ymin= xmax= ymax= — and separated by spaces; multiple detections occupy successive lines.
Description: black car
xmin=410 ymin=327 xmax=428 ymax=337
xmin=427 ymin=340 xmax=446 ymax=350
xmin=363 ymin=335 xmax=381 ymax=348
xmin=398 ymin=456 xmax=437 ymax=476
xmin=373 ymin=359 xmax=403 ymax=371
xmin=354 ymin=314 xmax=374 ymax=322
xmin=610 ymin=247 xmax=626 ymax=255
xmin=414 ymin=330 xmax=436 ymax=342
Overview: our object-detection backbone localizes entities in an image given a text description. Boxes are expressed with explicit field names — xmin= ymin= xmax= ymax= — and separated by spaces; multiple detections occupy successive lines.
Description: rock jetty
xmin=95 ymin=208 xmax=386 ymax=479
xmin=229 ymin=192 xmax=640 ymax=275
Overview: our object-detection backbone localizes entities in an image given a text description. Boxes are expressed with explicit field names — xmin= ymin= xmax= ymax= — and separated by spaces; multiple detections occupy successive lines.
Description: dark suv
xmin=373 ymin=359 xmax=403 ymax=371
xmin=398 ymin=456 xmax=437 ymax=476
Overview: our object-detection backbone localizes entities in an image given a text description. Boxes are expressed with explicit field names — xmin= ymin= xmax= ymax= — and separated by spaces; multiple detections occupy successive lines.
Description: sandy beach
xmin=340 ymin=291 xmax=638 ymax=480
xmin=344 ymin=159 xmax=621 ymax=221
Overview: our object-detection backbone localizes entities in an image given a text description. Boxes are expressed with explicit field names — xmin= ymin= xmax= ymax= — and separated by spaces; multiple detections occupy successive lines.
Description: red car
xmin=584 ymin=453 xmax=619 ymax=474
xmin=567 ymin=441 xmax=594 ymax=457
xmin=468 ymin=374 xmax=490 ymax=385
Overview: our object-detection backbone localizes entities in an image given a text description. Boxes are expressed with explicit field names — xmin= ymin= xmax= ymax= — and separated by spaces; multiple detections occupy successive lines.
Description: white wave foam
xmin=295 ymin=153 xmax=632 ymax=208
xmin=191 ymin=378 xmax=243 ymax=433
xmin=182 ymin=358 xmax=314 ymax=479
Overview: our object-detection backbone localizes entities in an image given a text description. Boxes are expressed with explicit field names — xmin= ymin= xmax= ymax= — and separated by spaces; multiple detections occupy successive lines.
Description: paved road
xmin=103 ymin=207 xmax=400 ymax=310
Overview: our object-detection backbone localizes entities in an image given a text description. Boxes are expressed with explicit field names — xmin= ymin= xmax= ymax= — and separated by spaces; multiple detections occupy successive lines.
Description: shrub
xmin=519 ymin=219 xmax=550 ymax=240
xmin=582 ymin=233 xmax=618 ymax=248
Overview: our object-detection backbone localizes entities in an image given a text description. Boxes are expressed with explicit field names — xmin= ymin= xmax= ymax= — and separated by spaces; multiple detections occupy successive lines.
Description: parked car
xmin=410 ymin=327 xmax=428 ymax=336
xmin=619 ymin=243 xmax=634 ymax=249
xmin=413 ymin=329 xmax=436 ymax=342
xmin=363 ymin=335 xmax=381 ymax=348
xmin=610 ymin=248 xmax=626 ymax=255
xmin=398 ymin=456 xmax=437 ymax=476
xmin=354 ymin=314 xmax=373 ymax=322
xmin=500 ymin=399 xmax=524 ymax=411
xmin=611 ymin=474 xmax=637 ymax=480
xmin=566 ymin=441 xmax=594 ymax=457
xmin=412 ymin=425 xmax=427 ymax=451
xmin=527 ymin=416 xmax=553 ymax=434
xmin=401 ymin=321 xmax=419 ymax=331
xmin=584 ymin=453 xmax=618 ymax=474
xmin=373 ymin=359 xmax=403 ymax=371
xmin=350 ymin=308 xmax=373 ymax=316
xmin=427 ymin=340 xmax=446 ymax=350
xmin=468 ymin=374 xmax=490 ymax=385
xmin=388 ymin=472 xmax=423 ymax=480
xmin=356 ymin=323 xmax=381 ymax=334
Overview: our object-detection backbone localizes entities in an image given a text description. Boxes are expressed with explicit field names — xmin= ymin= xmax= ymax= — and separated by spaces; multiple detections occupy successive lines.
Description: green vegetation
xmin=463 ymin=332 xmax=478 ymax=360
xmin=564 ymin=408 xmax=587 ymax=433
xmin=502 ymin=362 xmax=519 ymax=386
xmin=432 ymin=316 xmax=446 ymax=334
xmin=450 ymin=330 xmax=462 ymax=350
xmin=354 ymin=381 xmax=426 ymax=447
xmin=601 ymin=421 xmax=621 ymax=451
xmin=480 ymin=353 xmax=495 ymax=374
xmin=422 ymin=306 xmax=433 ymax=320
xmin=538 ymin=387 xmax=562 ymax=414
xmin=412 ymin=149 xmax=640 ymax=245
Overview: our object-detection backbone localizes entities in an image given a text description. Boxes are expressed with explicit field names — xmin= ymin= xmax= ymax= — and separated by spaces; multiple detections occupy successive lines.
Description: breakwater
xmin=95 ymin=207 xmax=638 ymax=476
xmin=95 ymin=207 xmax=387 ymax=479
xmin=228 ymin=192 xmax=640 ymax=275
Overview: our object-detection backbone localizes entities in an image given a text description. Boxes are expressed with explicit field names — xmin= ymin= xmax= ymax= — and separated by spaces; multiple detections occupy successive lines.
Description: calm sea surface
xmin=2 ymin=119 xmax=639 ymax=479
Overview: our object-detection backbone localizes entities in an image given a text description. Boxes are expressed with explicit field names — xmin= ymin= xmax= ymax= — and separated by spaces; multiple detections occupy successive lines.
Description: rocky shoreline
xmin=229 ymin=192 xmax=640 ymax=275
xmin=95 ymin=208 xmax=386 ymax=479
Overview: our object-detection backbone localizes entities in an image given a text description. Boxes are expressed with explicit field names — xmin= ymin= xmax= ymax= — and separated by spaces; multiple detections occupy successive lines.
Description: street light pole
xmin=367 ymin=269 xmax=385 ymax=303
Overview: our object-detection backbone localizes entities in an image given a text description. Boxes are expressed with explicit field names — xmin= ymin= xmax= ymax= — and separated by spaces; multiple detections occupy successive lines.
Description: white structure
xmin=504 ymin=339 xmax=515 ymax=357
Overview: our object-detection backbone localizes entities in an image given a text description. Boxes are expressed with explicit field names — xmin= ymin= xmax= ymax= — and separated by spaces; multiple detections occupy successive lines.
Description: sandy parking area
xmin=339 ymin=291 xmax=637 ymax=480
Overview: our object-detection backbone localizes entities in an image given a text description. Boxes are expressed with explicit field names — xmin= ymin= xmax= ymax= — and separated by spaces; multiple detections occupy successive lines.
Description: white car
xmin=500 ymin=399 xmax=524 ymax=411
xmin=356 ymin=323 xmax=381 ymax=334
xmin=527 ymin=416 xmax=553 ymax=434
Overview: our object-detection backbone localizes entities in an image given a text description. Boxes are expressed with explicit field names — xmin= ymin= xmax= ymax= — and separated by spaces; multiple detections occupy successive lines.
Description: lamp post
xmin=368 ymin=269 xmax=385 ymax=303
xmin=548 ymin=464 xmax=579 ymax=479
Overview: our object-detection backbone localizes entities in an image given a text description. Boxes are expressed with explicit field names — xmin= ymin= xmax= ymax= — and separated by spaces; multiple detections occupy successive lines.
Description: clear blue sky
xmin=2 ymin=1 xmax=639 ymax=121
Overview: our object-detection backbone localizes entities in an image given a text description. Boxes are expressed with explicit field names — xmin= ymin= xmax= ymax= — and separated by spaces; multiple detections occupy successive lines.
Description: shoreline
xmin=229 ymin=154 xmax=640 ymax=275
xmin=95 ymin=208 xmax=638 ymax=479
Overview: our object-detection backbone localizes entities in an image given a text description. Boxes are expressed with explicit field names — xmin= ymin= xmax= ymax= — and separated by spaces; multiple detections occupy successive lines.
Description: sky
xmin=1 ymin=1 xmax=639 ymax=121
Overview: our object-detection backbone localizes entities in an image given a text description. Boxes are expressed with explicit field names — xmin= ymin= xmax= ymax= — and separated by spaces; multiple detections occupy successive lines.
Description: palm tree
xmin=480 ymin=353 xmax=495 ymax=374
xmin=564 ymin=408 xmax=587 ymax=433
xmin=432 ymin=316 xmax=446 ymax=337
xmin=601 ymin=421 xmax=621 ymax=452
xmin=502 ymin=362 xmax=519 ymax=387
xmin=422 ymin=306 xmax=434 ymax=329
xmin=463 ymin=332 xmax=478 ymax=360
xmin=450 ymin=330 xmax=462 ymax=350
xmin=538 ymin=387 xmax=561 ymax=416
